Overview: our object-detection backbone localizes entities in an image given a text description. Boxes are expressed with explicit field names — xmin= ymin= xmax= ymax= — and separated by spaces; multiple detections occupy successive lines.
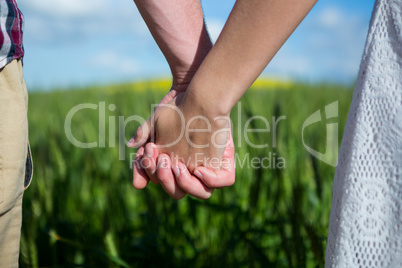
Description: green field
xmin=21 ymin=80 xmax=354 ymax=267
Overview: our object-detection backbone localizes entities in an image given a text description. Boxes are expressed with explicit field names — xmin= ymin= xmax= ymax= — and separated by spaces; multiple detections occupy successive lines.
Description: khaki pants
xmin=0 ymin=59 xmax=32 ymax=267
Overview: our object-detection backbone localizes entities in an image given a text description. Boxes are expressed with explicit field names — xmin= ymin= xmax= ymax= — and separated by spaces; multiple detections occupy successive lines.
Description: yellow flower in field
xmin=251 ymin=77 xmax=294 ymax=90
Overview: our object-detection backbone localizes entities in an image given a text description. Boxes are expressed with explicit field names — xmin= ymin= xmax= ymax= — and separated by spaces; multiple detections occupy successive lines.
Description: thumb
xmin=127 ymin=119 xmax=152 ymax=148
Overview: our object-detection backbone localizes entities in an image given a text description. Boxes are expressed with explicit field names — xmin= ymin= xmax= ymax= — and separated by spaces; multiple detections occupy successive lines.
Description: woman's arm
xmin=184 ymin=0 xmax=318 ymax=116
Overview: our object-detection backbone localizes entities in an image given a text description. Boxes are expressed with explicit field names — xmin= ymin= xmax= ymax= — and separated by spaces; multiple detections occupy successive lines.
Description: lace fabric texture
xmin=325 ymin=0 xmax=402 ymax=267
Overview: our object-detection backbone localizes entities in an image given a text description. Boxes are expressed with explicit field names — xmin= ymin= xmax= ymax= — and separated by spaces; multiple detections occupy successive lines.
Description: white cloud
xmin=318 ymin=7 xmax=342 ymax=28
xmin=89 ymin=51 xmax=139 ymax=75
xmin=19 ymin=0 xmax=149 ymax=43
xmin=19 ymin=1 xmax=374 ymax=88
xmin=263 ymin=5 xmax=370 ymax=82
xmin=312 ymin=6 xmax=369 ymax=80
xmin=21 ymin=0 xmax=108 ymax=18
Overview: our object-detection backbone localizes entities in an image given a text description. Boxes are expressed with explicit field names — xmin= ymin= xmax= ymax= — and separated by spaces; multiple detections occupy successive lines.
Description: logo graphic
xmin=302 ymin=101 xmax=339 ymax=167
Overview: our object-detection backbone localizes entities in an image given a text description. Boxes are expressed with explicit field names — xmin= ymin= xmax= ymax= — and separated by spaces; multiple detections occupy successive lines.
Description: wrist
xmin=170 ymin=25 xmax=213 ymax=87
xmin=183 ymin=73 xmax=238 ymax=117
xmin=182 ymin=83 xmax=232 ymax=120
xmin=180 ymin=91 xmax=231 ymax=149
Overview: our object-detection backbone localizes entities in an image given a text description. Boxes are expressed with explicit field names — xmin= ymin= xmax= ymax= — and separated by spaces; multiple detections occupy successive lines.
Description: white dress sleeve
xmin=325 ymin=0 xmax=402 ymax=267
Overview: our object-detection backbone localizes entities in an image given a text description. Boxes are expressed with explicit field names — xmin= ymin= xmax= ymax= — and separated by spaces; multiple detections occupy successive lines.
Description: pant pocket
xmin=24 ymin=144 xmax=33 ymax=190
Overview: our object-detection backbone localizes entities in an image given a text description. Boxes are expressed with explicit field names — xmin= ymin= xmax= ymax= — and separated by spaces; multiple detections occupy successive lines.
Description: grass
xmin=20 ymin=79 xmax=353 ymax=267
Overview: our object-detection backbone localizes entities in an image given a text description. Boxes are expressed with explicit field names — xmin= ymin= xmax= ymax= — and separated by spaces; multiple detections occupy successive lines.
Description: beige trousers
xmin=0 ymin=59 xmax=31 ymax=267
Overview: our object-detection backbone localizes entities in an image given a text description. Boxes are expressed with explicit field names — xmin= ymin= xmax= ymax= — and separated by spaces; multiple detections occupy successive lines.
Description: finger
xmin=142 ymin=143 xmax=160 ymax=184
xmin=172 ymin=162 xmax=214 ymax=200
xmin=193 ymin=157 xmax=235 ymax=188
xmin=127 ymin=119 xmax=152 ymax=148
xmin=156 ymin=154 xmax=186 ymax=200
xmin=193 ymin=128 xmax=236 ymax=188
xmin=132 ymin=146 xmax=150 ymax=189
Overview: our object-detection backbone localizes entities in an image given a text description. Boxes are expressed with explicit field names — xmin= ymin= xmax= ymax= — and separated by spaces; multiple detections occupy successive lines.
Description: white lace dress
xmin=325 ymin=0 xmax=402 ymax=267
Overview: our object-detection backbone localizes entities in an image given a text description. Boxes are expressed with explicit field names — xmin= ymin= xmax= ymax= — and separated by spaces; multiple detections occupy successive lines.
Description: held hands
xmin=128 ymin=85 xmax=236 ymax=199
xmin=131 ymin=0 xmax=237 ymax=199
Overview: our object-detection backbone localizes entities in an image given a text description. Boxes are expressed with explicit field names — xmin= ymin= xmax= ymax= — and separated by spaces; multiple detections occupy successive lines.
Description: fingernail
xmin=145 ymin=145 xmax=153 ymax=158
xmin=127 ymin=138 xmax=135 ymax=147
xmin=158 ymin=156 xmax=166 ymax=168
xmin=172 ymin=165 xmax=180 ymax=177
xmin=194 ymin=169 xmax=203 ymax=179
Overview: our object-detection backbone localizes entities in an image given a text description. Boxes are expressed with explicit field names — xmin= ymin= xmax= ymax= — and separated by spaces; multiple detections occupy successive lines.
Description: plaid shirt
xmin=0 ymin=0 xmax=24 ymax=69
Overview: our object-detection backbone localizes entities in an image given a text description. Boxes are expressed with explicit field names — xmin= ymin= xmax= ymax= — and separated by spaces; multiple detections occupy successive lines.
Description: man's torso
xmin=0 ymin=0 xmax=24 ymax=69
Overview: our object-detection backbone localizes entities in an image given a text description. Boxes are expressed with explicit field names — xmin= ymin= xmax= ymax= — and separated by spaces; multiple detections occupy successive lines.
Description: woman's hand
xmin=128 ymin=85 xmax=236 ymax=200
xmin=156 ymin=94 xmax=230 ymax=171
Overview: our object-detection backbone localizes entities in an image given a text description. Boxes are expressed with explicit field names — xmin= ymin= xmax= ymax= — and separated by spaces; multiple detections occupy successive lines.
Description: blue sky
xmin=18 ymin=0 xmax=376 ymax=90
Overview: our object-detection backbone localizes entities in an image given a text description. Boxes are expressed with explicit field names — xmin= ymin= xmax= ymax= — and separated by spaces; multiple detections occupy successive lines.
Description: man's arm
xmin=133 ymin=0 xmax=212 ymax=86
